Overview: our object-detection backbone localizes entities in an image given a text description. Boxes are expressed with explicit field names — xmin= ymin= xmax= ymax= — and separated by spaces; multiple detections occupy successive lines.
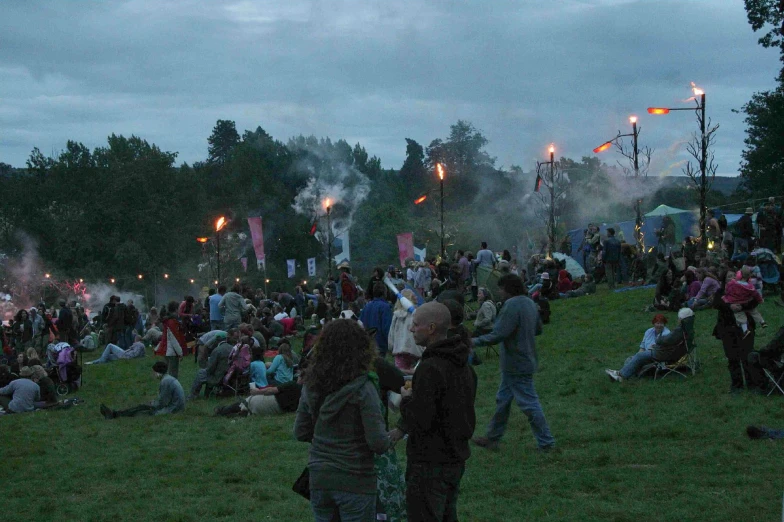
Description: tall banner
xmin=307 ymin=257 xmax=316 ymax=277
xmin=333 ymin=231 xmax=351 ymax=265
xmin=287 ymin=259 xmax=296 ymax=278
xmin=396 ymin=232 xmax=414 ymax=267
xmin=247 ymin=217 xmax=266 ymax=268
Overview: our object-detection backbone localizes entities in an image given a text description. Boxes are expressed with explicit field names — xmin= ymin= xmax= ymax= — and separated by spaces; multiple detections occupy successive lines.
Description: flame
xmin=593 ymin=142 xmax=612 ymax=154
xmin=629 ymin=116 xmax=637 ymax=124
xmin=215 ymin=216 xmax=226 ymax=232
xmin=196 ymin=237 xmax=209 ymax=244
xmin=548 ymin=144 xmax=555 ymax=155
xmin=323 ymin=198 xmax=332 ymax=210
xmin=414 ymin=195 xmax=427 ymax=205
xmin=647 ymin=108 xmax=670 ymax=115
xmin=436 ymin=163 xmax=445 ymax=181
xmin=691 ymin=82 xmax=704 ymax=96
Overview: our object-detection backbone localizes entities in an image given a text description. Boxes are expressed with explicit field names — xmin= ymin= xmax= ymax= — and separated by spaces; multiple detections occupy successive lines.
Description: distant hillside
xmin=657 ymin=175 xmax=740 ymax=196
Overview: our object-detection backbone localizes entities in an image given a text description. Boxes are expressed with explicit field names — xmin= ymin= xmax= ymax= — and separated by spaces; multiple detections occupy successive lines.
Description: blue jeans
xmin=310 ymin=489 xmax=376 ymax=522
xmin=92 ymin=344 xmax=125 ymax=364
xmin=210 ymin=320 xmax=225 ymax=331
xmin=486 ymin=372 xmax=555 ymax=448
xmin=619 ymin=350 xmax=656 ymax=379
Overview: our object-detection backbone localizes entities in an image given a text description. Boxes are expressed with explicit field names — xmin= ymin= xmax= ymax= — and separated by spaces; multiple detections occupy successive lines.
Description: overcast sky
xmin=1 ymin=0 xmax=780 ymax=176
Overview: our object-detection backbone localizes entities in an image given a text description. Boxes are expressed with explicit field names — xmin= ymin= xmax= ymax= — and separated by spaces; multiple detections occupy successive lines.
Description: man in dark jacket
xmin=396 ymin=302 xmax=476 ymax=522
xmin=472 ymin=274 xmax=556 ymax=452
xmin=603 ymin=228 xmax=622 ymax=289
xmin=57 ymin=300 xmax=73 ymax=343
xmin=735 ymin=208 xmax=755 ymax=255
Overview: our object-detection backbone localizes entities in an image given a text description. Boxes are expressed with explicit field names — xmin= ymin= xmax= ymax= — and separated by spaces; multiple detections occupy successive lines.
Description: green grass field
xmin=2 ymin=287 xmax=783 ymax=521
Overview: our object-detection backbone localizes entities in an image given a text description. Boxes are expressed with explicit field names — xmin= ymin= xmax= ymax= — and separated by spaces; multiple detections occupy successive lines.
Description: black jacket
xmin=400 ymin=336 xmax=477 ymax=464
xmin=737 ymin=214 xmax=754 ymax=239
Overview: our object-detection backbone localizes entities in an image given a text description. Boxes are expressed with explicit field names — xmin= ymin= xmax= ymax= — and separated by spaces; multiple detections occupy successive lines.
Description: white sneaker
xmin=605 ymin=369 xmax=623 ymax=382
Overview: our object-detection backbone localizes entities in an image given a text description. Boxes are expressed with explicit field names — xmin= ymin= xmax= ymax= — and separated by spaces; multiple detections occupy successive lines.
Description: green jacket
xmin=206 ymin=341 xmax=233 ymax=385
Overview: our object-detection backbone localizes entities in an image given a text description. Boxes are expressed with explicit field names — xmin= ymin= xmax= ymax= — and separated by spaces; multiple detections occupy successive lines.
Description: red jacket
xmin=722 ymin=279 xmax=763 ymax=306
xmin=155 ymin=317 xmax=187 ymax=356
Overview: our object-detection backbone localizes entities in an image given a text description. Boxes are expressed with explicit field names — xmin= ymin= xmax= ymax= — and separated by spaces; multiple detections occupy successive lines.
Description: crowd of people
xmin=1 ymin=195 xmax=782 ymax=520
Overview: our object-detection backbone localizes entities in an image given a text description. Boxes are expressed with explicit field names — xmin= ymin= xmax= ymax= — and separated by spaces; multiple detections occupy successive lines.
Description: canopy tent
xmin=565 ymin=211 xmax=699 ymax=268
xmin=644 ymin=204 xmax=689 ymax=217
xmin=552 ymin=253 xmax=586 ymax=279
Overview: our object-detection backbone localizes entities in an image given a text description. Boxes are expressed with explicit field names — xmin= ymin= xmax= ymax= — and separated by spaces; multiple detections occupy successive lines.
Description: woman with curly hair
xmin=294 ymin=319 xmax=390 ymax=522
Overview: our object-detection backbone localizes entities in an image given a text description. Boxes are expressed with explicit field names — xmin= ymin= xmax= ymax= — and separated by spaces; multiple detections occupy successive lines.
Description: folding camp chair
xmin=763 ymin=366 xmax=784 ymax=396
xmin=640 ymin=330 xmax=698 ymax=380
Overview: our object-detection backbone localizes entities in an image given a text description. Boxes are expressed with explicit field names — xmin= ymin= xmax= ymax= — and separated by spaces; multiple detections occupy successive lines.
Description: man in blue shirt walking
xmin=471 ymin=274 xmax=555 ymax=451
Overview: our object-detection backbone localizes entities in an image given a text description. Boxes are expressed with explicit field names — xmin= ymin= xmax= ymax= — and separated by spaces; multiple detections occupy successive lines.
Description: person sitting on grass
xmin=605 ymin=308 xmax=695 ymax=382
xmin=266 ymin=340 xmax=294 ymax=386
xmin=215 ymin=357 xmax=306 ymax=418
xmin=0 ymin=366 xmax=40 ymax=414
xmin=562 ymin=275 xmax=596 ymax=299
xmin=472 ymin=287 xmax=497 ymax=336
xmin=189 ymin=328 xmax=237 ymax=400
xmin=30 ymin=365 xmax=58 ymax=407
xmin=100 ymin=361 xmax=185 ymax=419
xmin=86 ymin=335 xmax=146 ymax=365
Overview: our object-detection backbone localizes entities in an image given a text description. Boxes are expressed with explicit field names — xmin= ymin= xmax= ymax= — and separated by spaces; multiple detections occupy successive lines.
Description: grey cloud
xmin=0 ymin=0 xmax=780 ymax=178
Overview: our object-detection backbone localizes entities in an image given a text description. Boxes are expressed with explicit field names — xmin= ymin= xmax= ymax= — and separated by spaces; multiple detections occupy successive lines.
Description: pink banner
xmin=396 ymin=232 xmax=414 ymax=267
xmin=247 ymin=217 xmax=265 ymax=265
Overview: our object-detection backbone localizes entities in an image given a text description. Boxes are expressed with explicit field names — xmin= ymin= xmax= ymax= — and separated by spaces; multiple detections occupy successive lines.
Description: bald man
xmin=396 ymin=302 xmax=477 ymax=522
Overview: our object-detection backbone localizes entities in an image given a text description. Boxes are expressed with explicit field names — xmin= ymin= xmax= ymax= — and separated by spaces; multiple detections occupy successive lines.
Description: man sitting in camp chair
xmin=605 ymin=308 xmax=695 ymax=382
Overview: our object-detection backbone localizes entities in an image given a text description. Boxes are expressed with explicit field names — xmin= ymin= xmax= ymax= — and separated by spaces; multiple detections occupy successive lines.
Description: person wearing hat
xmin=0 ymin=366 xmax=40 ymax=413
xmin=606 ymin=308 xmax=696 ymax=382
xmin=100 ymin=361 xmax=185 ymax=419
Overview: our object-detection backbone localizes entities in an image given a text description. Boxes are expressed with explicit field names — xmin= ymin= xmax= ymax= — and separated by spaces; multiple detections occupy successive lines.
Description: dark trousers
xmin=406 ymin=462 xmax=465 ymax=522
xmin=722 ymin=329 xmax=755 ymax=390
xmin=114 ymin=404 xmax=156 ymax=417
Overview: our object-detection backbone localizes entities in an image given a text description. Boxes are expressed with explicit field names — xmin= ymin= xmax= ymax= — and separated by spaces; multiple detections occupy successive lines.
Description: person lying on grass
xmin=85 ymin=334 xmax=146 ymax=365
xmin=100 ymin=361 xmax=185 ymax=419
xmin=605 ymin=308 xmax=695 ymax=382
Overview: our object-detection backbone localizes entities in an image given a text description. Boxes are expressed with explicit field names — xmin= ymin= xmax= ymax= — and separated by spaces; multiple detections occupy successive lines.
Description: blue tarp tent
xmin=566 ymin=211 xmax=700 ymax=268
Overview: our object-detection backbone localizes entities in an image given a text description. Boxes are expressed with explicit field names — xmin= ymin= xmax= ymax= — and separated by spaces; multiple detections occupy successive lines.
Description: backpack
xmin=341 ymin=274 xmax=358 ymax=303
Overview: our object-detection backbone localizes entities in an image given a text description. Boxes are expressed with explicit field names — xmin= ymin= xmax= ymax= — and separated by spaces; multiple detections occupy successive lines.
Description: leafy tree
xmin=738 ymin=89 xmax=784 ymax=197
xmin=207 ymin=119 xmax=240 ymax=166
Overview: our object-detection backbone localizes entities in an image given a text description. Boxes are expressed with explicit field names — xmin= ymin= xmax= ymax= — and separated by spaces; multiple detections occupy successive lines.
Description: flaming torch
xmin=323 ymin=198 xmax=333 ymax=279
xmin=535 ymin=146 xmax=557 ymax=257
xmin=414 ymin=195 xmax=427 ymax=205
xmin=648 ymin=82 xmax=710 ymax=253
xmin=437 ymin=163 xmax=446 ymax=257
xmin=213 ymin=216 xmax=228 ymax=286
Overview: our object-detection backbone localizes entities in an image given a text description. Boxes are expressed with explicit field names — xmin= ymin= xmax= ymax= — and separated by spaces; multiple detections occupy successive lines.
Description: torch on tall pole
xmin=648 ymin=83 xmax=713 ymax=254
xmin=593 ymin=116 xmax=645 ymax=251
xmin=535 ymin=145 xmax=557 ymax=258
xmin=215 ymin=216 xmax=227 ymax=286
xmin=324 ymin=199 xmax=333 ymax=279
xmin=437 ymin=163 xmax=445 ymax=258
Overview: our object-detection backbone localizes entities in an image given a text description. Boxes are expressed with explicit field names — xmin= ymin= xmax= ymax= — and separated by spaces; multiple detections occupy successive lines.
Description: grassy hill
xmin=2 ymin=286 xmax=782 ymax=521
